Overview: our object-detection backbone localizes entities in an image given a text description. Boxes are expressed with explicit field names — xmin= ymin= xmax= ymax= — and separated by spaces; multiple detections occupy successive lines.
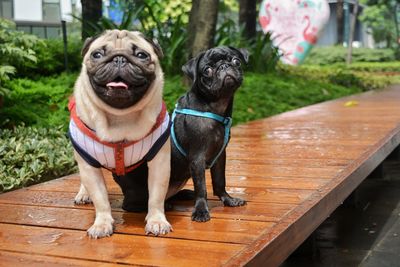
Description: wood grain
xmin=1 ymin=86 xmax=400 ymax=266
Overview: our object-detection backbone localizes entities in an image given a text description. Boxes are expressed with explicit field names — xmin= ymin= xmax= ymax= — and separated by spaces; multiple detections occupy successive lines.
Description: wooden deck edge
xmin=224 ymin=124 xmax=400 ymax=267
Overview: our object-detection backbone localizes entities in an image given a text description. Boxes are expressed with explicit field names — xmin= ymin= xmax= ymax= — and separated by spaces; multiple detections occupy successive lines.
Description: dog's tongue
xmin=106 ymin=81 xmax=128 ymax=89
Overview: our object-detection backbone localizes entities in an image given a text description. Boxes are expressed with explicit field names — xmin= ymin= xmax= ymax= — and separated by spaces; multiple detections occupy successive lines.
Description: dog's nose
xmin=113 ymin=56 xmax=127 ymax=68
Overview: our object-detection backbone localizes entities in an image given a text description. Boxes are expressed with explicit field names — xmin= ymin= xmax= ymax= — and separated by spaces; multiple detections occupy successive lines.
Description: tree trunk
xmin=336 ymin=0 xmax=344 ymax=45
xmin=187 ymin=0 xmax=219 ymax=58
xmin=392 ymin=2 xmax=400 ymax=50
xmin=239 ymin=0 xmax=257 ymax=40
xmin=347 ymin=1 xmax=359 ymax=65
xmin=81 ymin=0 xmax=102 ymax=40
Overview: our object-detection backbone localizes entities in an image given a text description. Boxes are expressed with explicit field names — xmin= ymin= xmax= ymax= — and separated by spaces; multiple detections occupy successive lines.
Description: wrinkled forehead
xmin=202 ymin=47 xmax=234 ymax=64
xmin=88 ymin=30 xmax=154 ymax=54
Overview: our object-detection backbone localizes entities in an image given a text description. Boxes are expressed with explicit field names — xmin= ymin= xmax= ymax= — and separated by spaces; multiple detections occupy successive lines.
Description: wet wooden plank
xmin=0 ymin=189 xmax=294 ymax=222
xmin=0 ymin=203 xmax=272 ymax=244
xmin=0 ymin=251 xmax=118 ymax=267
xmin=224 ymin=86 xmax=400 ymax=266
xmin=1 ymin=86 xmax=400 ymax=266
xmin=26 ymin=173 xmax=329 ymax=193
xmin=0 ymin=223 xmax=243 ymax=267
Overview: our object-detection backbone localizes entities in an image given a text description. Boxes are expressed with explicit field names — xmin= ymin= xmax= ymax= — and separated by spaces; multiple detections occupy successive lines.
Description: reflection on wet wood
xmin=1 ymin=86 xmax=400 ymax=266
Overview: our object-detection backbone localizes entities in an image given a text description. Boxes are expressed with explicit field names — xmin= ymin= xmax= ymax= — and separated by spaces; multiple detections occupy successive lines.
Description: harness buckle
xmin=223 ymin=117 xmax=232 ymax=126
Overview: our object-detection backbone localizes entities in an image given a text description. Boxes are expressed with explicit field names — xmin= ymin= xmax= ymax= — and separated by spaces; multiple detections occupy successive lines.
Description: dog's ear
xmin=140 ymin=34 xmax=164 ymax=60
xmin=229 ymin=46 xmax=249 ymax=65
xmin=142 ymin=35 xmax=164 ymax=60
xmin=81 ymin=35 xmax=100 ymax=57
xmin=148 ymin=37 xmax=164 ymax=60
xmin=182 ymin=52 xmax=205 ymax=82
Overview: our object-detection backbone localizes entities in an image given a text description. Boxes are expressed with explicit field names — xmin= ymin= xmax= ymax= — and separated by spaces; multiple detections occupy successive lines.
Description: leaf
xmin=344 ymin=100 xmax=359 ymax=107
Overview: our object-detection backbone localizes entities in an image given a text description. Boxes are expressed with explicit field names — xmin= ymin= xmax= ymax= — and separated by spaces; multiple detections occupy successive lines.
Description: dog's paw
xmin=191 ymin=208 xmax=211 ymax=222
xmin=222 ymin=197 xmax=246 ymax=207
xmin=74 ymin=185 xmax=92 ymax=205
xmin=87 ymin=214 xmax=114 ymax=239
xmin=145 ymin=220 xmax=173 ymax=236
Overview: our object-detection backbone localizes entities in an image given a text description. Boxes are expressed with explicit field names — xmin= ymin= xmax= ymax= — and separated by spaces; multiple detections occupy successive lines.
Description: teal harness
xmin=171 ymin=104 xmax=232 ymax=168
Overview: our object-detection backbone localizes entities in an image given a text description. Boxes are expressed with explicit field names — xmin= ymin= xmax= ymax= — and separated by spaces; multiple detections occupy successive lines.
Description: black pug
xmin=168 ymin=46 xmax=249 ymax=222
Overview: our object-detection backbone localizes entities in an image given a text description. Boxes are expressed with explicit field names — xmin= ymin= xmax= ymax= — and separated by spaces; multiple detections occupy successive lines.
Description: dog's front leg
xmin=190 ymin=155 xmax=210 ymax=222
xmin=145 ymin=139 xmax=172 ymax=235
xmin=211 ymin=150 xmax=246 ymax=207
xmin=74 ymin=152 xmax=114 ymax=238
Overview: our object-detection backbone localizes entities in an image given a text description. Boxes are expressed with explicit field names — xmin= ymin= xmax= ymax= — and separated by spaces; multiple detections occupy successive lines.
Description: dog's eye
xmin=204 ymin=67 xmax=213 ymax=77
xmin=136 ymin=51 xmax=149 ymax=59
xmin=232 ymin=58 xmax=241 ymax=67
xmin=92 ymin=51 xmax=103 ymax=59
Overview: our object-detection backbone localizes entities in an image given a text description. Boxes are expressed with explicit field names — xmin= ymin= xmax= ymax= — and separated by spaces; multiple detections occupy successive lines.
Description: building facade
xmin=0 ymin=0 xmax=80 ymax=38
xmin=317 ymin=0 xmax=374 ymax=48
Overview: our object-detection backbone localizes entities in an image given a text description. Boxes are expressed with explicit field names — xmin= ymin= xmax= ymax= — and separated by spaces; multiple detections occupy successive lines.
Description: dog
xmin=69 ymin=30 xmax=172 ymax=238
xmin=167 ymin=46 xmax=249 ymax=222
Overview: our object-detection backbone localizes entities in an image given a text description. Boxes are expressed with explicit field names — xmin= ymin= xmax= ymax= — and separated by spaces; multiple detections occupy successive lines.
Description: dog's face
xmin=182 ymin=46 xmax=249 ymax=100
xmin=81 ymin=30 xmax=163 ymax=109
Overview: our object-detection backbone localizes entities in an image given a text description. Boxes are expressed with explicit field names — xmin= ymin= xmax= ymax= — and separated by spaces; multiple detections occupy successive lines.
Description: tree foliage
xmin=0 ymin=19 xmax=41 ymax=97
xmin=360 ymin=0 xmax=400 ymax=48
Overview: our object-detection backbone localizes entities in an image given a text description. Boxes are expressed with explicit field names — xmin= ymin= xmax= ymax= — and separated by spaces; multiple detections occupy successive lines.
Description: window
xmin=46 ymin=26 xmax=60 ymax=38
xmin=43 ymin=0 xmax=61 ymax=22
xmin=32 ymin=26 xmax=46 ymax=38
xmin=0 ymin=0 xmax=13 ymax=19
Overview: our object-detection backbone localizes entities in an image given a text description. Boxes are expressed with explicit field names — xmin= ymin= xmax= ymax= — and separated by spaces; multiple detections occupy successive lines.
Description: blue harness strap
xmin=171 ymin=104 xmax=232 ymax=168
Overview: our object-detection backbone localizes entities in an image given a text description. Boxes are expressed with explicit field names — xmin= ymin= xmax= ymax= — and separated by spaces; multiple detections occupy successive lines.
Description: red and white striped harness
xmin=68 ymin=98 xmax=170 ymax=176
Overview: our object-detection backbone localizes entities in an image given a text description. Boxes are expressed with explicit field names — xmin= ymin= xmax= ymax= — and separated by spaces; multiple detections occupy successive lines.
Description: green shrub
xmin=0 ymin=73 xmax=76 ymax=128
xmin=341 ymin=62 xmax=400 ymax=72
xmin=304 ymin=46 xmax=396 ymax=65
xmin=233 ymin=71 xmax=362 ymax=124
xmin=327 ymin=69 xmax=364 ymax=88
xmin=17 ymin=38 xmax=83 ymax=77
xmin=0 ymin=18 xmax=42 ymax=96
xmin=0 ymin=125 xmax=77 ymax=192
xmin=164 ymin=75 xmax=186 ymax=110
xmin=282 ymin=64 xmax=398 ymax=91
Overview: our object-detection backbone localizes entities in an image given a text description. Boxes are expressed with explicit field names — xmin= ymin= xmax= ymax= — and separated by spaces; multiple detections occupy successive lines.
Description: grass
xmin=233 ymin=71 xmax=362 ymax=124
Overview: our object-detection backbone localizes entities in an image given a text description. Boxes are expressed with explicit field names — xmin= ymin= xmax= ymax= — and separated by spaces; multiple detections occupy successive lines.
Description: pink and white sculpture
xmin=259 ymin=0 xmax=330 ymax=65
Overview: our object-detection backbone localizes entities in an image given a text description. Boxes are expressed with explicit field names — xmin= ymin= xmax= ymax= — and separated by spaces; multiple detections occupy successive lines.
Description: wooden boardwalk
xmin=1 ymin=86 xmax=400 ymax=266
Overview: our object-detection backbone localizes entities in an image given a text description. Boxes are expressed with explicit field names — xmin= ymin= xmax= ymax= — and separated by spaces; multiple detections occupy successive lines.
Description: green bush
xmin=233 ymin=71 xmax=362 ymax=124
xmin=340 ymin=62 xmax=400 ymax=72
xmin=0 ymin=125 xmax=77 ymax=192
xmin=0 ymin=73 xmax=76 ymax=128
xmin=304 ymin=46 xmax=396 ymax=65
xmin=282 ymin=64 xmax=398 ymax=91
xmin=327 ymin=69 xmax=364 ymax=88
xmin=0 ymin=18 xmax=42 ymax=96
xmin=17 ymin=38 xmax=83 ymax=77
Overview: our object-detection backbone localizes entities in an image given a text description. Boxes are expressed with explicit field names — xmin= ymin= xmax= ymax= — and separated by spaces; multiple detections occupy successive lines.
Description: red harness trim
xmin=68 ymin=97 xmax=167 ymax=175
